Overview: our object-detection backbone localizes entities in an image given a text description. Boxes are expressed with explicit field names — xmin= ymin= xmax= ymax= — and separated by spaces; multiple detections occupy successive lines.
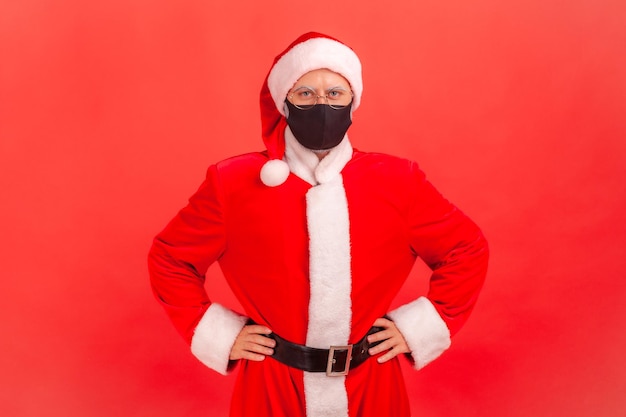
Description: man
xmin=149 ymin=32 xmax=489 ymax=417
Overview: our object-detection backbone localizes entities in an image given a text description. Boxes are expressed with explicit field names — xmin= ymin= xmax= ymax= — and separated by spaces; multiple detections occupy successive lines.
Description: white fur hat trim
xmin=267 ymin=37 xmax=362 ymax=116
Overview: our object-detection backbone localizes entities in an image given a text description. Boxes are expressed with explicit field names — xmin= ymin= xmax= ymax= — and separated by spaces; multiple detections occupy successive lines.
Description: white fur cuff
xmin=190 ymin=303 xmax=248 ymax=375
xmin=388 ymin=297 xmax=451 ymax=369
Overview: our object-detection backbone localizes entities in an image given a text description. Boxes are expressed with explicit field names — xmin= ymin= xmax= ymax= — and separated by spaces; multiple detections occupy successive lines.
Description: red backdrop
xmin=1 ymin=1 xmax=625 ymax=416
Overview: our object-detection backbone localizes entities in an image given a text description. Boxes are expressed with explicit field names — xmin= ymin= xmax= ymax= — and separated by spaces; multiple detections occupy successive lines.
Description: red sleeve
xmin=148 ymin=165 xmax=227 ymax=344
xmin=408 ymin=162 xmax=489 ymax=336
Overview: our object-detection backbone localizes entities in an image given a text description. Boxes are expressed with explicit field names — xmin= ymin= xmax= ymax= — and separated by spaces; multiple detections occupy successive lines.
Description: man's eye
xmin=328 ymin=90 xmax=344 ymax=99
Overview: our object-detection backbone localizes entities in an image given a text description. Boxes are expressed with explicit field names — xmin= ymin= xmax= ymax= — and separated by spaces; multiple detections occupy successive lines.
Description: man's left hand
xmin=367 ymin=317 xmax=411 ymax=363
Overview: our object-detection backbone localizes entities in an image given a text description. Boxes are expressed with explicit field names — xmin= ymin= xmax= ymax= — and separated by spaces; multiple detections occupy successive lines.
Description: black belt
xmin=264 ymin=326 xmax=383 ymax=376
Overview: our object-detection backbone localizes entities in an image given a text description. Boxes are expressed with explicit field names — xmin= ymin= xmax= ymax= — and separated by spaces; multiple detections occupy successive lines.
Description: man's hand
xmin=367 ymin=317 xmax=411 ymax=363
xmin=229 ymin=325 xmax=276 ymax=361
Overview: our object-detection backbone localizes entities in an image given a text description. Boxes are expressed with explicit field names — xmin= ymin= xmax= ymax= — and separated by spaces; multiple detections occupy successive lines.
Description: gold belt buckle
xmin=326 ymin=345 xmax=353 ymax=376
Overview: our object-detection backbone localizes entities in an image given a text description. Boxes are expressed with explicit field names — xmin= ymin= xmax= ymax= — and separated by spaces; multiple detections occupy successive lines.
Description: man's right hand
xmin=229 ymin=325 xmax=276 ymax=361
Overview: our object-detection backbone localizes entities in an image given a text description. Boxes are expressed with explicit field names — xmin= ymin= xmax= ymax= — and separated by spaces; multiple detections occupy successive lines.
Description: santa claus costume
xmin=148 ymin=32 xmax=489 ymax=417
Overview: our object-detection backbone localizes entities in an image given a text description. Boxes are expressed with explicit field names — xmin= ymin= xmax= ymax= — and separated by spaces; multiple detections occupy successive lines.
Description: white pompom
xmin=260 ymin=159 xmax=290 ymax=187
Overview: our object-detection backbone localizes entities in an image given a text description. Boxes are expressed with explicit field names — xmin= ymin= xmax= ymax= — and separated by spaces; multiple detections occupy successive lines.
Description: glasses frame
xmin=287 ymin=86 xmax=353 ymax=110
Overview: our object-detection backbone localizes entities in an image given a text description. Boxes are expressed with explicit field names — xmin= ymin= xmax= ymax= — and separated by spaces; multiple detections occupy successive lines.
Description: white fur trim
xmin=268 ymin=37 xmax=362 ymax=116
xmin=281 ymin=128 xmax=354 ymax=416
xmin=304 ymin=174 xmax=351 ymax=417
xmin=314 ymin=135 xmax=353 ymax=185
xmin=284 ymin=127 xmax=320 ymax=185
xmin=305 ymin=373 xmax=349 ymax=417
xmin=190 ymin=303 xmax=248 ymax=375
xmin=305 ymin=177 xmax=351 ymax=346
xmin=260 ymin=159 xmax=290 ymax=187
xmin=388 ymin=297 xmax=451 ymax=369
xmin=284 ymin=127 xmax=354 ymax=186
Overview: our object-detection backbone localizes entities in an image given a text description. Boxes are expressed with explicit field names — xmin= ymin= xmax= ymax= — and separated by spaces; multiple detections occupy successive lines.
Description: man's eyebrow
xmin=291 ymin=85 xmax=315 ymax=90
xmin=327 ymin=85 xmax=350 ymax=90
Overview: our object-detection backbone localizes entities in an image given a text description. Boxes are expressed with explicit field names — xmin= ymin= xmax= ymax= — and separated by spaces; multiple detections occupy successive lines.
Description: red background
xmin=1 ymin=0 xmax=625 ymax=416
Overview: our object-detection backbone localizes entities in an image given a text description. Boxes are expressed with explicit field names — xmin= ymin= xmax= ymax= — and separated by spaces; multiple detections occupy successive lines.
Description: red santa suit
xmin=148 ymin=33 xmax=489 ymax=417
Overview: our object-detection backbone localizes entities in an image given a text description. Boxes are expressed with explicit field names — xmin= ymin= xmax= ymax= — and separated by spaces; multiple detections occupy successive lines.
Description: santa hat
xmin=259 ymin=32 xmax=363 ymax=187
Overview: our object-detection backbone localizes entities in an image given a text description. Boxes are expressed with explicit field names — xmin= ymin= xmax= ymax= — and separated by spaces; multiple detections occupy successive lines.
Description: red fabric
xmin=148 ymin=149 xmax=488 ymax=416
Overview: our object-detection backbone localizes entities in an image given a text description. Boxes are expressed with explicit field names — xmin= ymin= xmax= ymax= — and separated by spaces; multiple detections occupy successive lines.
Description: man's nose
xmin=315 ymin=94 xmax=328 ymax=104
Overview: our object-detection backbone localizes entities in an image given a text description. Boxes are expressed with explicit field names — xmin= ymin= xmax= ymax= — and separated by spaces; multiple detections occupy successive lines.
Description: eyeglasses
xmin=287 ymin=86 xmax=353 ymax=110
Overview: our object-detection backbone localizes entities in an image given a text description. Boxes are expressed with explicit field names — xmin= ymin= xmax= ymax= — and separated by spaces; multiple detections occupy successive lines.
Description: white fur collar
xmin=283 ymin=127 xmax=353 ymax=185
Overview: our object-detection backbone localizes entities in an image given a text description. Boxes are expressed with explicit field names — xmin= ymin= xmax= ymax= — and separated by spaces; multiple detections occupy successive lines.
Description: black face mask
xmin=285 ymin=100 xmax=352 ymax=150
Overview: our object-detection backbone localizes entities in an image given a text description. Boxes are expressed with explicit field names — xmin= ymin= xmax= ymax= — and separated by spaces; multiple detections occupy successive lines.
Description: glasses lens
xmin=289 ymin=87 xmax=317 ymax=109
xmin=326 ymin=88 xmax=353 ymax=109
